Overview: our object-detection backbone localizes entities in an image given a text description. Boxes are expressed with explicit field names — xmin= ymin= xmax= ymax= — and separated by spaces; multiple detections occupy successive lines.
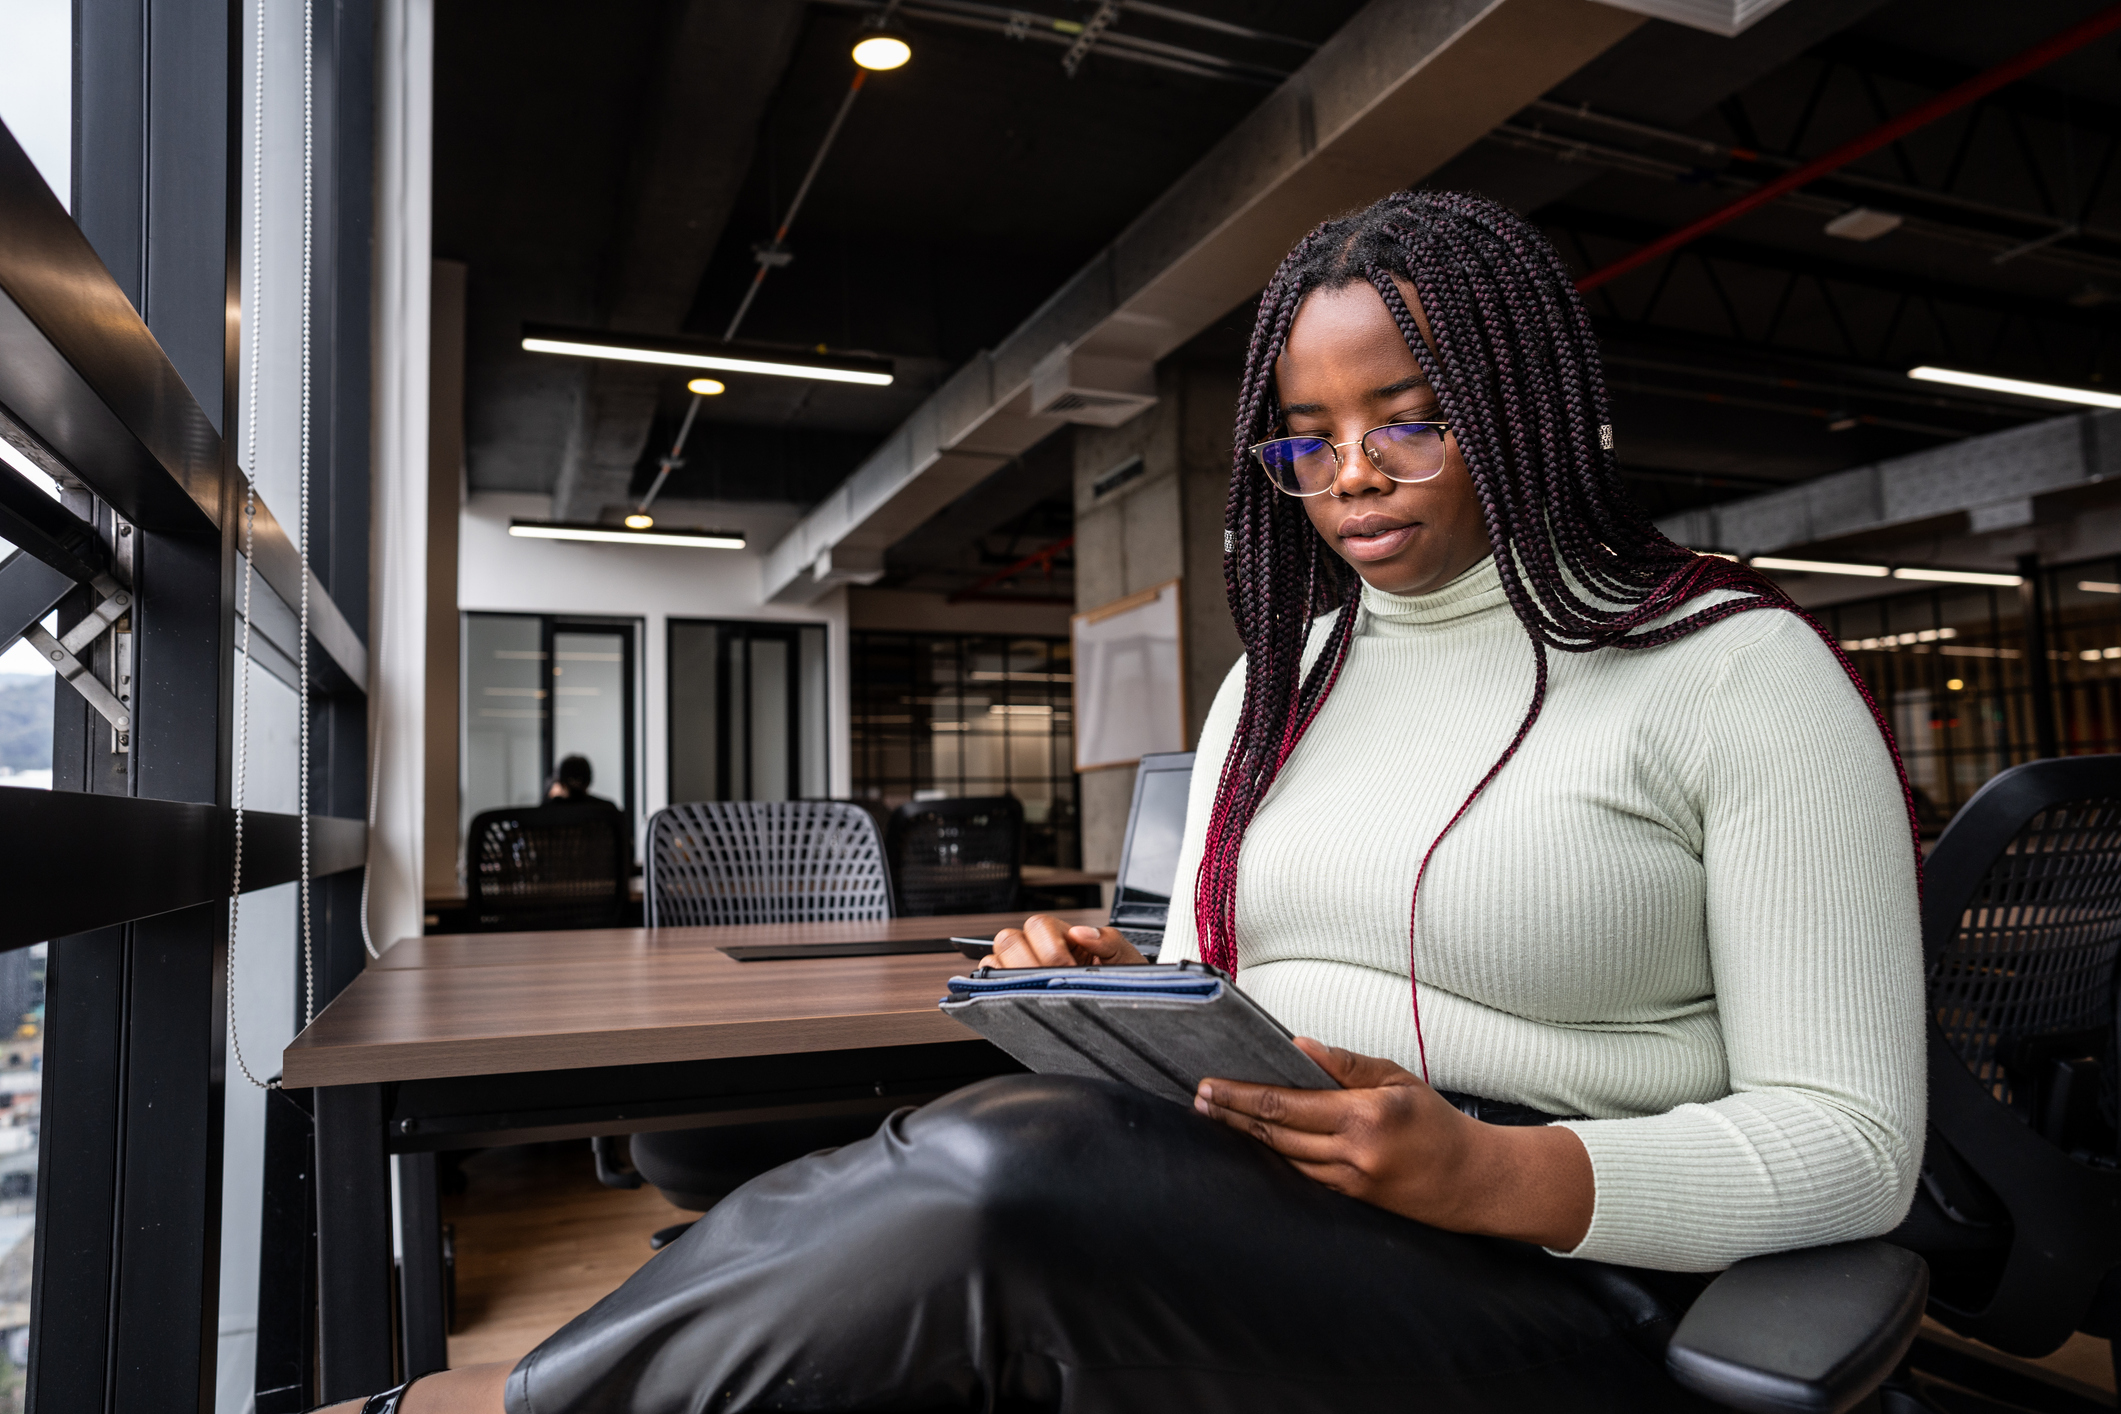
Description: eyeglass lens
xmin=1253 ymin=423 xmax=1448 ymax=495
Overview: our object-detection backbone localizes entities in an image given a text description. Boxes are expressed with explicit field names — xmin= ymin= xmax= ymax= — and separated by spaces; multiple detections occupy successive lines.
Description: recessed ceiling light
xmin=1908 ymin=365 xmax=2121 ymax=409
xmin=1824 ymin=208 xmax=1903 ymax=242
xmin=521 ymin=327 xmax=892 ymax=387
xmin=852 ymin=32 xmax=911 ymax=71
xmin=687 ymin=377 xmax=726 ymax=396
xmin=508 ymin=519 xmax=745 ymax=549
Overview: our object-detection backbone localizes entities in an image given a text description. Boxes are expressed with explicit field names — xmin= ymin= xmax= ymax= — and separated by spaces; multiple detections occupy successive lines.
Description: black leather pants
xmin=505 ymin=1075 xmax=1713 ymax=1414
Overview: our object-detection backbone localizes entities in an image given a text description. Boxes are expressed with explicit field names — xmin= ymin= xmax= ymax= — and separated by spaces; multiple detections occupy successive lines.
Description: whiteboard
xmin=1072 ymin=579 xmax=1186 ymax=772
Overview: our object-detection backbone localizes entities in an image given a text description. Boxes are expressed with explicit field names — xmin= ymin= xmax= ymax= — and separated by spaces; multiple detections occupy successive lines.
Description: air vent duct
xmin=1030 ymin=350 xmax=1157 ymax=427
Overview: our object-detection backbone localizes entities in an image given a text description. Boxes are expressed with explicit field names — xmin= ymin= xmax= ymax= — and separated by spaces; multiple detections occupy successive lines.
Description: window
xmin=1824 ymin=557 xmax=2121 ymax=833
xmin=668 ymin=620 xmax=828 ymax=803
xmin=850 ymin=632 xmax=1078 ymax=867
xmin=462 ymin=615 xmax=639 ymax=846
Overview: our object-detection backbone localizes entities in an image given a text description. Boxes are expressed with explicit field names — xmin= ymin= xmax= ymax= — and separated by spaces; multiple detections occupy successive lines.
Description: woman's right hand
xmin=981 ymin=913 xmax=1146 ymax=969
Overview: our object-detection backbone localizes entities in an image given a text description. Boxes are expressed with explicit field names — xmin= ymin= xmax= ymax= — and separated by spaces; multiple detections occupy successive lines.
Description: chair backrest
xmin=887 ymin=796 xmax=1023 ymax=916
xmin=647 ymin=801 xmax=893 ymax=927
xmin=464 ymin=803 xmax=630 ymax=933
xmin=1916 ymin=755 xmax=2121 ymax=1353
xmin=1923 ymin=756 xmax=2121 ymax=1146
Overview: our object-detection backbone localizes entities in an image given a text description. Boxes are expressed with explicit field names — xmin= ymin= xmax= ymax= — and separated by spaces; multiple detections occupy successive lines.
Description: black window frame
xmin=0 ymin=4 xmax=380 ymax=1408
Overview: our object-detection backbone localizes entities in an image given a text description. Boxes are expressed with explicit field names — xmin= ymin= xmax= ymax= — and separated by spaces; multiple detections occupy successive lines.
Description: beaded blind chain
xmin=228 ymin=0 xmax=322 ymax=1091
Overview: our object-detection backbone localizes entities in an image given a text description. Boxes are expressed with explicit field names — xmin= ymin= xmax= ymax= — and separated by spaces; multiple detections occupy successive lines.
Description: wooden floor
xmin=443 ymin=1143 xmax=2116 ymax=1405
xmin=442 ymin=1141 xmax=694 ymax=1370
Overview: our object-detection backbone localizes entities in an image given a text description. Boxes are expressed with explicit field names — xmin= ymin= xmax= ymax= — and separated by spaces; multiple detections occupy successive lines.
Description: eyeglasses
xmin=1248 ymin=422 xmax=1452 ymax=497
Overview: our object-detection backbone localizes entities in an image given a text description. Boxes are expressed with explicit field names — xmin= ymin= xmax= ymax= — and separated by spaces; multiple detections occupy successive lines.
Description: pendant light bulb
xmin=852 ymin=29 xmax=911 ymax=71
xmin=624 ymin=512 xmax=655 ymax=530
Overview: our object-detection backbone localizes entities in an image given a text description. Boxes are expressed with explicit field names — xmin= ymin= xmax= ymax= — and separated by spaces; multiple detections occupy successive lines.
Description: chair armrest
xmin=1665 ymin=1240 xmax=1927 ymax=1414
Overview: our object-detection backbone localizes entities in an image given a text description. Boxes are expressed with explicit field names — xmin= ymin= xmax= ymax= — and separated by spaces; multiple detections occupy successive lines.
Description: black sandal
xmin=304 ymin=1376 xmax=425 ymax=1414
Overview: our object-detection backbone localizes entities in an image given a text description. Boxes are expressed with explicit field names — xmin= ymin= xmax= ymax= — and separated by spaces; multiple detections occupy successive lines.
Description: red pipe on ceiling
xmin=947 ymin=534 xmax=1075 ymax=604
xmin=1574 ymin=3 xmax=2121 ymax=293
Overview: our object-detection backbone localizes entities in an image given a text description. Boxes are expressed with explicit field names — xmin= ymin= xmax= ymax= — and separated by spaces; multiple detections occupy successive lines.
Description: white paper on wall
xmin=1072 ymin=579 xmax=1185 ymax=771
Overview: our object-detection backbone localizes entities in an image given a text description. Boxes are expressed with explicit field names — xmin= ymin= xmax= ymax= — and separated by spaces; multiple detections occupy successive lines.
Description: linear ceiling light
xmin=1908 ymin=365 xmax=2121 ymax=409
xmin=1890 ymin=566 xmax=2024 ymax=587
xmin=1750 ymin=556 xmax=1890 ymax=578
xmin=521 ymin=329 xmax=893 ymax=387
xmin=1749 ymin=555 xmax=2024 ymax=587
xmin=508 ymin=520 xmax=746 ymax=550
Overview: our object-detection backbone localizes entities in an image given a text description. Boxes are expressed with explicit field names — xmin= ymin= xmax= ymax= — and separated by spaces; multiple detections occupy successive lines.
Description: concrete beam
xmin=764 ymin=0 xmax=1645 ymax=603
xmin=550 ymin=0 xmax=805 ymax=523
xmin=1656 ymin=410 xmax=2121 ymax=558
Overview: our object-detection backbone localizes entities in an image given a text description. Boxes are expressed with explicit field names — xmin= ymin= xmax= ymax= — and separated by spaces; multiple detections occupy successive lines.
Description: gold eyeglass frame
xmin=1248 ymin=421 xmax=1454 ymax=498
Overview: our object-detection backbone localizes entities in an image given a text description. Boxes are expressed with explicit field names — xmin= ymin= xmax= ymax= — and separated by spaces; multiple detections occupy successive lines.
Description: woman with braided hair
xmin=326 ymin=191 xmax=1921 ymax=1414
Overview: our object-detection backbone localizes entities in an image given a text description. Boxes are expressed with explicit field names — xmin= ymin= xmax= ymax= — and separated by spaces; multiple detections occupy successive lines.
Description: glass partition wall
xmin=849 ymin=632 xmax=1079 ymax=867
xmin=1821 ymin=555 xmax=2121 ymax=834
xmin=668 ymin=620 xmax=828 ymax=804
xmin=462 ymin=615 xmax=639 ymax=856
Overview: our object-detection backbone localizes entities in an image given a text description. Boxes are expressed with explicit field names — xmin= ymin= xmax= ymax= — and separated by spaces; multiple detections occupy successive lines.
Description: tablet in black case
xmin=938 ymin=962 xmax=1337 ymax=1105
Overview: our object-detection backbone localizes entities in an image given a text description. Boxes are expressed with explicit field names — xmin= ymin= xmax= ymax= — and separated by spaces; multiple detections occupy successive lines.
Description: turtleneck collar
xmin=1357 ymin=555 xmax=1509 ymax=631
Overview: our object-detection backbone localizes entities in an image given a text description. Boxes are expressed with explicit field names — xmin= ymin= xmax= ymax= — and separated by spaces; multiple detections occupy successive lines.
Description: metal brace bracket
xmin=28 ymin=571 xmax=133 ymax=737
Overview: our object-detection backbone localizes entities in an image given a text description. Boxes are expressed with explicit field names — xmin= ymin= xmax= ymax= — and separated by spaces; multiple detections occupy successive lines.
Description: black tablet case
xmin=938 ymin=962 xmax=1336 ymax=1105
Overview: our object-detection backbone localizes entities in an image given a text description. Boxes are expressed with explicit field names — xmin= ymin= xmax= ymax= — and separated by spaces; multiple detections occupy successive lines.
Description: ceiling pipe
xmin=947 ymin=534 xmax=1075 ymax=603
xmin=1575 ymin=3 xmax=2121 ymax=293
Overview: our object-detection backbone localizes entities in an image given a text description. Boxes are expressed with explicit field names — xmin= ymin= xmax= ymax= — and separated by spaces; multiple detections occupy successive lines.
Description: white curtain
xmin=369 ymin=0 xmax=433 ymax=958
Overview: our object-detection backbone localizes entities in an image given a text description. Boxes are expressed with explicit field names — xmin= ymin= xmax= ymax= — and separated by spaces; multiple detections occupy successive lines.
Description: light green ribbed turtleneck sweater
xmin=1157 ymin=555 xmax=1924 ymax=1272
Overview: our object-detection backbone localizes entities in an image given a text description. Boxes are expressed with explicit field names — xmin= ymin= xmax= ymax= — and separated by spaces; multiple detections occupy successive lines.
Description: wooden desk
xmin=285 ymin=908 xmax=1101 ymax=1389
xmin=286 ymin=909 xmax=1102 ymax=1088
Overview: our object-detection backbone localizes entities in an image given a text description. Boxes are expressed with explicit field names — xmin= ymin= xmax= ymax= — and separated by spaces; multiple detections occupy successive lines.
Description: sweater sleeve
xmin=1553 ymin=609 xmax=1926 ymax=1271
xmin=1154 ymin=652 xmax=1250 ymax=968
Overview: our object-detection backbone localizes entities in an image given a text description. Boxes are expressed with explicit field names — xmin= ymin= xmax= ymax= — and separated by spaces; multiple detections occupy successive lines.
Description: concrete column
xmin=1072 ymin=361 xmax=1245 ymax=871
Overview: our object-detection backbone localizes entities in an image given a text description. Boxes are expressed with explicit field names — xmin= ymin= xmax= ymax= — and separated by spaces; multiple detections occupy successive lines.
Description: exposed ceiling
xmin=435 ymin=0 xmax=1364 ymax=604
xmin=435 ymin=0 xmax=2121 ymax=602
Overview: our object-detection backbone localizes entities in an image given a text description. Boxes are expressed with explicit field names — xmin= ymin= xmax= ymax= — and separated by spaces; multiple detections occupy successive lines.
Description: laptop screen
xmin=1111 ymin=752 xmax=1194 ymax=927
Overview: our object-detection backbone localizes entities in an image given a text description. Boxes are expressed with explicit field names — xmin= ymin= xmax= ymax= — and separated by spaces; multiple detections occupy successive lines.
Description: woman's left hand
xmin=1192 ymin=1037 xmax=1595 ymax=1250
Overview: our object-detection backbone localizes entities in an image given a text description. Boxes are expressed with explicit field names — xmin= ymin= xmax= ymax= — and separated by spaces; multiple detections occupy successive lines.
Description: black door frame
xmin=667 ymin=618 xmax=829 ymax=803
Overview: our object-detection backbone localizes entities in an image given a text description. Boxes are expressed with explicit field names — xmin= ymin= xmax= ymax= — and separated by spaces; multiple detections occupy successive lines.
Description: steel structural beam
xmin=1575 ymin=4 xmax=2121 ymax=290
xmin=1546 ymin=205 xmax=2121 ymax=335
xmin=761 ymin=0 xmax=1646 ymax=603
xmin=1656 ymin=408 xmax=2121 ymax=557
xmin=0 ymin=117 xmax=367 ymax=692
xmin=0 ymin=787 xmax=366 ymax=950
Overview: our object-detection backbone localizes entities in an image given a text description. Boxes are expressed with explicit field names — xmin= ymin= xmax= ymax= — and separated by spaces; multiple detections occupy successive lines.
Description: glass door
xmin=462 ymin=614 xmax=638 ymax=849
xmin=668 ymin=620 xmax=827 ymax=803
xmin=551 ymin=624 xmax=633 ymax=819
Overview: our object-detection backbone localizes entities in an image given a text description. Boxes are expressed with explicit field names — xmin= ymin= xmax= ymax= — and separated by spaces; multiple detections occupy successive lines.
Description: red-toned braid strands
xmin=1193 ymin=191 xmax=1923 ymax=1082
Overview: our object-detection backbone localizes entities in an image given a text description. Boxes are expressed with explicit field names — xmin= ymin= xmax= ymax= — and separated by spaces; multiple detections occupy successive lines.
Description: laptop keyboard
xmin=1117 ymin=927 xmax=1163 ymax=958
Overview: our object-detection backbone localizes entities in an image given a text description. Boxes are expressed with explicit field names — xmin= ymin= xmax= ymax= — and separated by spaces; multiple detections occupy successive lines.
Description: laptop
xmin=1107 ymin=751 xmax=1195 ymax=961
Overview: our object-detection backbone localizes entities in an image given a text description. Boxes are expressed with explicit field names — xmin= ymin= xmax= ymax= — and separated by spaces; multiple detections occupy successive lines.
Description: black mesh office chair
xmin=464 ymin=803 xmax=629 ymax=933
xmin=601 ymin=801 xmax=897 ymax=1238
xmin=887 ymin=796 xmax=1023 ymax=916
xmin=645 ymin=800 xmax=893 ymax=927
xmin=1666 ymin=756 xmax=2121 ymax=1412
xmin=1886 ymin=756 xmax=2121 ymax=1396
